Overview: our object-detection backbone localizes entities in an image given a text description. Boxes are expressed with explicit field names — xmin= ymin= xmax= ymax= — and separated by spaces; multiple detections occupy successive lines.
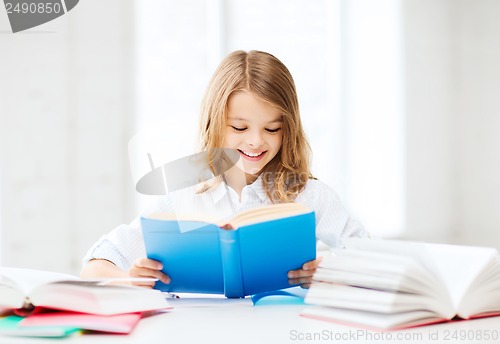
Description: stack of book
xmin=302 ymin=238 xmax=500 ymax=330
xmin=0 ymin=268 xmax=171 ymax=338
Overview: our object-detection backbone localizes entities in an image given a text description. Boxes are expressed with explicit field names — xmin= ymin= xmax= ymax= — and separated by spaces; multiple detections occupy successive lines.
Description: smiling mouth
xmin=238 ymin=150 xmax=266 ymax=158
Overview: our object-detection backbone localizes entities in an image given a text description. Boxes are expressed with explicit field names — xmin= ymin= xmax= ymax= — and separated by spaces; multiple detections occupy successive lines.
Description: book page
xmin=424 ymin=243 xmax=497 ymax=309
xmin=343 ymin=239 xmax=498 ymax=310
xmin=146 ymin=203 xmax=312 ymax=229
xmin=146 ymin=212 xmax=219 ymax=224
xmin=321 ymin=250 xmax=441 ymax=296
xmin=305 ymin=282 xmax=444 ymax=315
xmin=228 ymin=202 xmax=311 ymax=228
xmin=302 ymin=306 xmax=442 ymax=330
xmin=0 ymin=268 xmax=79 ymax=295
xmin=454 ymin=259 xmax=500 ymax=317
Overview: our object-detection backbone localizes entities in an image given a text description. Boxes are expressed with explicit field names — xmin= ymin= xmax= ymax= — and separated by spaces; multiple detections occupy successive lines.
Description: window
xmin=133 ymin=0 xmax=405 ymax=237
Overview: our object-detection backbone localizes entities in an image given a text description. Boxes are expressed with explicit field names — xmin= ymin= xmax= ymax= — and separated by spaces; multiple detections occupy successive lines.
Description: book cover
xmin=141 ymin=205 xmax=316 ymax=297
xmin=0 ymin=315 xmax=80 ymax=338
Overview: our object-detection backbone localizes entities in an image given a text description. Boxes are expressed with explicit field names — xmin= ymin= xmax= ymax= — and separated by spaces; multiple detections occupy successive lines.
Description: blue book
xmin=141 ymin=203 xmax=316 ymax=298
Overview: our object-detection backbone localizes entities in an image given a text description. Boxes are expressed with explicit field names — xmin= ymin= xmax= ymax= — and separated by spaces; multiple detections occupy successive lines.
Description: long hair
xmin=199 ymin=50 xmax=314 ymax=202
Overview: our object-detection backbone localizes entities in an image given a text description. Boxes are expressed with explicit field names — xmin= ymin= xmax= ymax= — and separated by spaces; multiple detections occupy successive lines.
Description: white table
xmin=2 ymin=303 xmax=500 ymax=344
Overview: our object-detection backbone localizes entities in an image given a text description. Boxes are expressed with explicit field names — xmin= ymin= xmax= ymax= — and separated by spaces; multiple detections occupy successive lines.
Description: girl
xmin=81 ymin=50 xmax=368 ymax=288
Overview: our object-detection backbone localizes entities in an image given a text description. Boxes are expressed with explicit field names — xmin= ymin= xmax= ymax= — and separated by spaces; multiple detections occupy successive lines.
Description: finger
xmin=156 ymin=272 xmax=170 ymax=284
xmin=302 ymin=257 xmax=323 ymax=271
xmin=129 ymin=265 xmax=171 ymax=284
xmin=133 ymin=258 xmax=163 ymax=270
xmin=288 ymin=269 xmax=315 ymax=279
xmin=131 ymin=281 xmax=156 ymax=288
xmin=138 ymin=268 xmax=170 ymax=284
xmin=288 ymin=277 xmax=312 ymax=286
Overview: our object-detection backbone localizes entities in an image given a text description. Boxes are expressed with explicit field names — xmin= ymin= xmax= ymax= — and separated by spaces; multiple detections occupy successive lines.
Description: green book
xmin=0 ymin=316 xmax=80 ymax=338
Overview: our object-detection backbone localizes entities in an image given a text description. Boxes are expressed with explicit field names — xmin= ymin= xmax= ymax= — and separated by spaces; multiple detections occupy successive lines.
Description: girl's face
xmin=223 ymin=90 xmax=283 ymax=177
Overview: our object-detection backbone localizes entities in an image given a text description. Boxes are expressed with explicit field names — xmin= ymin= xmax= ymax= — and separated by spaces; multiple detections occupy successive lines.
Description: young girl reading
xmin=81 ymin=50 xmax=368 ymax=288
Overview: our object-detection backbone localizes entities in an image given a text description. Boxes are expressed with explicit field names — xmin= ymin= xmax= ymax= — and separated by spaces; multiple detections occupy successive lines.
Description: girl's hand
xmin=128 ymin=258 xmax=170 ymax=288
xmin=287 ymin=257 xmax=323 ymax=289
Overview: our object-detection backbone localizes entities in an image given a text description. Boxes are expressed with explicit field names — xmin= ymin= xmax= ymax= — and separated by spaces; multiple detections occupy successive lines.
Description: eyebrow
xmin=228 ymin=117 xmax=283 ymax=124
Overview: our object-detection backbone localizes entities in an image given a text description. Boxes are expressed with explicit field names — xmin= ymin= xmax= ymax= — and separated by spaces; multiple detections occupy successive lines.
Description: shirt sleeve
xmin=82 ymin=195 xmax=173 ymax=271
xmin=297 ymin=180 xmax=369 ymax=248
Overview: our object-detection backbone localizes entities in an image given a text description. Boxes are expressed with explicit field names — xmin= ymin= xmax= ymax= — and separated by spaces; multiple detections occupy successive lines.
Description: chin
xmin=245 ymin=170 xmax=262 ymax=177
xmin=242 ymin=164 xmax=266 ymax=175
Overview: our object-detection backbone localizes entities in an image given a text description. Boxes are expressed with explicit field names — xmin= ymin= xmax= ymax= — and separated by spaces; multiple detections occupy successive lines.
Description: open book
xmin=141 ymin=202 xmax=316 ymax=298
xmin=0 ymin=268 xmax=171 ymax=315
xmin=302 ymin=238 xmax=500 ymax=329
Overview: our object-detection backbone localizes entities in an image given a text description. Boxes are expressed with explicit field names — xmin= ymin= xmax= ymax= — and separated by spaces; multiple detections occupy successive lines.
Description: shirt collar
xmin=209 ymin=180 xmax=228 ymax=204
xmin=208 ymin=174 xmax=269 ymax=204
xmin=248 ymin=175 xmax=268 ymax=202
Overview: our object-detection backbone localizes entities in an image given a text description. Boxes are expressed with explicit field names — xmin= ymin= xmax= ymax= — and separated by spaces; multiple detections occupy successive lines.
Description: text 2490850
xmin=438 ymin=329 xmax=499 ymax=341
xmin=5 ymin=2 xmax=63 ymax=14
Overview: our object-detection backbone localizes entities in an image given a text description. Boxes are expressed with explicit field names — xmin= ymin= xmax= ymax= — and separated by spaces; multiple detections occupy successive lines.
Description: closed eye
xmin=231 ymin=126 xmax=246 ymax=132
xmin=265 ymin=128 xmax=281 ymax=133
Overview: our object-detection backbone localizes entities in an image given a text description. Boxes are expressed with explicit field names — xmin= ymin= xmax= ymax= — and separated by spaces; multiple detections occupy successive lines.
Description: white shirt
xmin=83 ymin=178 xmax=368 ymax=271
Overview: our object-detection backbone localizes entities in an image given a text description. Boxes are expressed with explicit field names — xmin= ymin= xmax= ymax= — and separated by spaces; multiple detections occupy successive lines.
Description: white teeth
xmin=242 ymin=151 xmax=263 ymax=157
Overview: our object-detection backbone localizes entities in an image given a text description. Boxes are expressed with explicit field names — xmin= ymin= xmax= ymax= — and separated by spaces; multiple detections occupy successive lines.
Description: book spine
xmin=219 ymin=229 xmax=245 ymax=298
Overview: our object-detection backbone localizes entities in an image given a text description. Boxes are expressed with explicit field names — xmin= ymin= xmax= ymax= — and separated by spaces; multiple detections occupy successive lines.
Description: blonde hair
xmin=199 ymin=50 xmax=314 ymax=203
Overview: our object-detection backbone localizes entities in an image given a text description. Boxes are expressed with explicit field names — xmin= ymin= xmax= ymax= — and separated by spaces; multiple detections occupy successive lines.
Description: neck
xmin=224 ymin=167 xmax=259 ymax=197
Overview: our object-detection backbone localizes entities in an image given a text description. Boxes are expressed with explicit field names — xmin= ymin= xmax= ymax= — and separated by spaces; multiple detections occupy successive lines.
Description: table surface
xmin=2 ymin=301 xmax=500 ymax=344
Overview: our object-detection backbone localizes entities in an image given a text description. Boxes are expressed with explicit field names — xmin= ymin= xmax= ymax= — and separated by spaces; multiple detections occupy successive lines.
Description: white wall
xmin=401 ymin=0 xmax=500 ymax=248
xmin=403 ymin=0 xmax=456 ymax=242
xmin=0 ymin=0 xmax=136 ymax=274
xmin=340 ymin=0 xmax=405 ymax=237
xmin=1 ymin=0 xmax=500 ymax=275
xmin=453 ymin=0 xmax=500 ymax=246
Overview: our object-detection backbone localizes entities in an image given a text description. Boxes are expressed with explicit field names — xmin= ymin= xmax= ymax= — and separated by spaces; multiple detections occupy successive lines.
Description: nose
xmin=246 ymin=129 xmax=264 ymax=147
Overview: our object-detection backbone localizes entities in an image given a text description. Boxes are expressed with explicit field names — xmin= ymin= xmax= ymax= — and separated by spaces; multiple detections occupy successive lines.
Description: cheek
xmin=222 ymin=131 xmax=237 ymax=147
xmin=271 ymin=134 xmax=283 ymax=151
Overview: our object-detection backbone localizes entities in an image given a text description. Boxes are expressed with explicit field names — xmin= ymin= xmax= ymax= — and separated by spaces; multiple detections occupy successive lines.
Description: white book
xmin=303 ymin=238 xmax=500 ymax=329
xmin=0 ymin=267 xmax=171 ymax=315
